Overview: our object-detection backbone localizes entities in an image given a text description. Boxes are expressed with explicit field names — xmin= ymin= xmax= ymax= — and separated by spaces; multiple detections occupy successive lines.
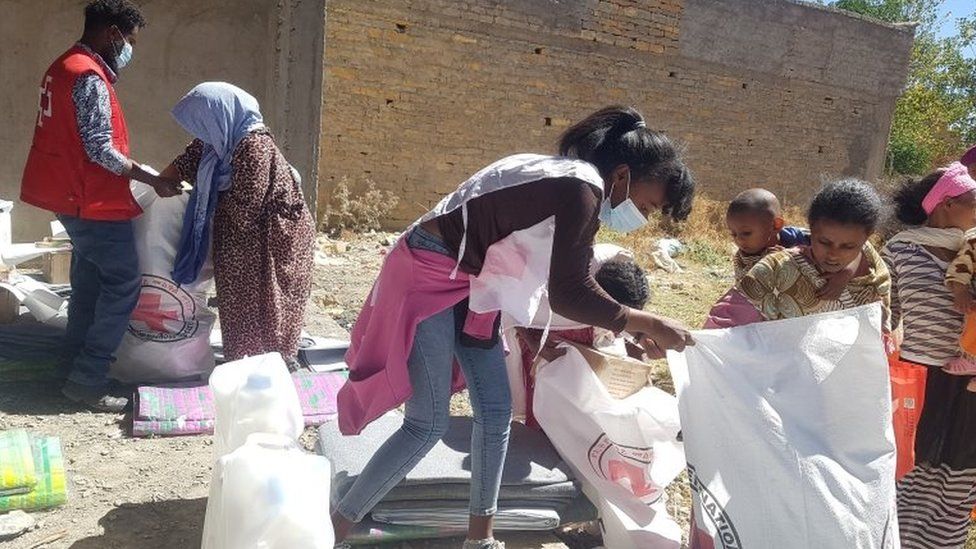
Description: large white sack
xmin=534 ymin=344 xmax=685 ymax=548
xmin=209 ymin=353 xmax=303 ymax=460
xmin=110 ymin=182 xmax=216 ymax=383
xmin=668 ymin=304 xmax=899 ymax=549
xmin=202 ymin=433 xmax=334 ymax=549
xmin=598 ymin=497 xmax=683 ymax=549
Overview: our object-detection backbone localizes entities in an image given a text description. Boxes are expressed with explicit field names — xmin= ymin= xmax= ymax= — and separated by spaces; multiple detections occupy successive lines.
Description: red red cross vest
xmin=20 ymin=45 xmax=141 ymax=221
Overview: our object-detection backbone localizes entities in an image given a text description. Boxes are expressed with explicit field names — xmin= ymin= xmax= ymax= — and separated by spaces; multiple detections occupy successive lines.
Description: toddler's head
xmin=962 ymin=145 xmax=976 ymax=179
xmin=807 ymin=179 xmax=882 ymax=274
xmin=726 ymin=189 xmax=784 ymax=255
xmin=595 ymin=261 xmax=650 ymax=310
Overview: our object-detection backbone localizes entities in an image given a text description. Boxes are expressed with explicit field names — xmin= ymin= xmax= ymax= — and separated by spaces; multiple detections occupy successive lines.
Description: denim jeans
xmin=57 ymin=215 xmax=141 ymax=388
xmin=335 ymin=227 xmax=512 ymax=521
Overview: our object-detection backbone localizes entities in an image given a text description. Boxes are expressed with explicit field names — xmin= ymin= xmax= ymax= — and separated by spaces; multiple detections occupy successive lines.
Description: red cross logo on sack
xmin=131 ymin=293 xmax=181 ymax=332
xmin=127 ymin=275 xmax=199 ymax=342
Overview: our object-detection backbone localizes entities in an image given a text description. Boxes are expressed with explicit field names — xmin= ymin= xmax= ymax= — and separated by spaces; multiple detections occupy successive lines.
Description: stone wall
xmin=0 ymin=0 xmax=325 ymax=240
xmin=318 ymin=0 xmax=914 ymax=226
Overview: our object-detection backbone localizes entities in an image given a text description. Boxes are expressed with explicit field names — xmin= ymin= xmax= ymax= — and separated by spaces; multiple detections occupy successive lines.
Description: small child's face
xmin=943 ymin=190 xmax=976 ymax=231
xmin=809 ymin=220 xmax=870 ymax=274
xmin=727 ymin=212 xmax=780 ymax=255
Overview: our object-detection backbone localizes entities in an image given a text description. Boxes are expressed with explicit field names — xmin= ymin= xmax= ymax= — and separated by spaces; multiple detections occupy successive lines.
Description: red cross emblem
xmin=131 ymin=293 xmax=181 ymax=332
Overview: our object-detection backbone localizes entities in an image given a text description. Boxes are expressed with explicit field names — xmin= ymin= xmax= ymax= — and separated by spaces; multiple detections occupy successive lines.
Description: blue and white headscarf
xmin=170 ymin=82 xmax=264 ymax=284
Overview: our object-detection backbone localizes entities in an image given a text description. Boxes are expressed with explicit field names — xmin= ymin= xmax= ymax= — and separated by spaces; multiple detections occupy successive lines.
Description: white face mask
xmin=112 ymin=28 xmax=133 ymax=70
xmin=599 ymin=170 xmax=648 ymax=234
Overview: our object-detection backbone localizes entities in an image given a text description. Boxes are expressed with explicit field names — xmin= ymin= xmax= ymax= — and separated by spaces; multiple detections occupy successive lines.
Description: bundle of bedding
xmin=318 ymin=413 xmax=596 ymax=535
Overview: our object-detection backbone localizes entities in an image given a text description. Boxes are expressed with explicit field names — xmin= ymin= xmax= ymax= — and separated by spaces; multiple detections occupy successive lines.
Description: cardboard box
xmin=564 ymin=341 xmax=652 ymax=399
xmin=42 ymin=251 xmax=72 ymax=285
xmin=0 ymin=286 xmax=19 ymax=324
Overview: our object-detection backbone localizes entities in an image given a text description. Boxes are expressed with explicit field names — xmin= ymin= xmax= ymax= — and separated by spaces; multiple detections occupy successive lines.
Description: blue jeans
xmin=57 ymin=215 xmax=141 ymax=388
xmin=335 ymin=227 xmax=512 ymax=521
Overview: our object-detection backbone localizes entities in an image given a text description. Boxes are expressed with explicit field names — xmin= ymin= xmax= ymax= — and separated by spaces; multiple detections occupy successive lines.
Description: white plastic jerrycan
xmin=208 ymin=352 xmax=303 ymax=459
xmin=202 ymin=433 xmax=334 ymax=549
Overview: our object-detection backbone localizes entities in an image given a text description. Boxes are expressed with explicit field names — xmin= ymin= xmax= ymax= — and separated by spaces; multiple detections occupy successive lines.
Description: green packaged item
xmin=0 ymin=430 xmax=36 ymax=497
xmin=0 ymin=436 xmax=67 ymax=511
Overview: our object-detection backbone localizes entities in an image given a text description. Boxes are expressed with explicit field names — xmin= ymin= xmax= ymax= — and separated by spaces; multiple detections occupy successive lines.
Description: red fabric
xmin=889 ymin=353 xmax=928 ymax=481
xmin=703 ymin=288 xmax=763 ymax=329
xmin=519 ymin=327 xmax=594 ymax=429
xmin=21 ymin=45 xmax=139 ymax=221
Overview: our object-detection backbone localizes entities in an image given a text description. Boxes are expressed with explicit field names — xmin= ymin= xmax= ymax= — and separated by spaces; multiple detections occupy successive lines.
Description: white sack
xmin=110 ymin=184 xmax=216 ymax=383
xmin=598 ymin=497 xmax=683 ymax=549
xmin=668 ymin=304 xmax=899 ymax=549
xmin=534 ymin=345 xmax=684 ymax=548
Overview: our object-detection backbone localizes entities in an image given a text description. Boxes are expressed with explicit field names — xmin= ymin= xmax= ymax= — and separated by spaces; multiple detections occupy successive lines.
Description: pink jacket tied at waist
xmin=339 ymin=237 xmax=486 ymax=435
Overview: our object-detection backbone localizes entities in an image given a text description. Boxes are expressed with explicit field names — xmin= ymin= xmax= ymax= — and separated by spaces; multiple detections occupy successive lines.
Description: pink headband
xmin=922 ymin=162 xmax=976 ymax=215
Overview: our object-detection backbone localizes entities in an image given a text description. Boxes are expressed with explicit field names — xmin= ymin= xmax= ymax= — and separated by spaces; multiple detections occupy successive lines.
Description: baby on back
xmin=726 ymin=188 xmax=809 ymax=282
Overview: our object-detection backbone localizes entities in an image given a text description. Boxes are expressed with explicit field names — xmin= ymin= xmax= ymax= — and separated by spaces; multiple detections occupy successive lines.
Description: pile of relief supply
xmin=0 ymin=200 xmax=71 ymax=271
xmin=0 ymin=430 xmax=67 ymax=512
xmin=318 ymin=414 xmax=596 ymax=543
xmin=130 ymin=369 xmax=347 ymax=437
xmin=201 ymin=353 xmax=334 ymax=549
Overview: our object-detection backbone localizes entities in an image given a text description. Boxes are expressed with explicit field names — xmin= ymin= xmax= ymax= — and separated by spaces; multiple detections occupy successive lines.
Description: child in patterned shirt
xmin=726 ymin=188 xmax=811 ymax=282
xmin=944 ymin=155 xmax=976 ymax=392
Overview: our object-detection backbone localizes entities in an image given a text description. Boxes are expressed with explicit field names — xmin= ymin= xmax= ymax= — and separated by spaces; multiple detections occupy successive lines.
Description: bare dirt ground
xmin=0 ymin=233 xmax=578 ymax=549
xmin=2 ymin=231 xmax=974 ymax=548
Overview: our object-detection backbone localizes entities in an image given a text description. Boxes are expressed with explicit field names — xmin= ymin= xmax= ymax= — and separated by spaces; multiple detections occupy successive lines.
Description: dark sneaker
xmin=61 ymin=381 xmax=129 ymax=413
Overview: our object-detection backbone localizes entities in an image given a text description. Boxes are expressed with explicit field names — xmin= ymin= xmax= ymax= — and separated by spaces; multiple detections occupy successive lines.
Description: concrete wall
xmin=318 ymin=0 xmax=914 ymax=226
xmin=0 ymin=0 xmax=325 ymax=241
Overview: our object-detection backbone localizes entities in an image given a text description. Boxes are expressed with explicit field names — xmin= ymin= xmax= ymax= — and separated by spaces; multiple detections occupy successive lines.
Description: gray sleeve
xmin=72 ymin=73 xmax=128 ymax=176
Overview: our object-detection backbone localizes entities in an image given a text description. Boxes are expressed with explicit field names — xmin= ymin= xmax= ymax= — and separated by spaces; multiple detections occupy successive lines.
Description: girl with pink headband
xmin=885 ymin=161 xmax=976 ymax=548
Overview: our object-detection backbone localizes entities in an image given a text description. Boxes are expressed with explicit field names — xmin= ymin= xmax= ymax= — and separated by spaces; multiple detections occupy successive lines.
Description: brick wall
xmin=318 ymin=0 xmax=914 ymax=227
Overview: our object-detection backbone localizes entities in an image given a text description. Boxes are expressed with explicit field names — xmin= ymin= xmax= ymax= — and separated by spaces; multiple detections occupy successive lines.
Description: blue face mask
xmin=599 ymin=172 xmax=648 ymax=233
xmin=112 ymin=31 xmax=133 ymax=70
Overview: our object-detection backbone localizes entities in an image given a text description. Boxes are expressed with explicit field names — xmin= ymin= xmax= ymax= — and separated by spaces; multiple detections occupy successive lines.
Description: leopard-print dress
xmin=173 ymin=130 xmax=314 ymax=361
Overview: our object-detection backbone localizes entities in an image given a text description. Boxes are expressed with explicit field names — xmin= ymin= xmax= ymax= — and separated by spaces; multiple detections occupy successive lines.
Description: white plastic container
xmin=0 ymin=199 xmax=13 ymax=254
xmin=202 ymin=433 xmax=334 ymax=549
xmin=208 ymin=353 xmax=303 ymax=459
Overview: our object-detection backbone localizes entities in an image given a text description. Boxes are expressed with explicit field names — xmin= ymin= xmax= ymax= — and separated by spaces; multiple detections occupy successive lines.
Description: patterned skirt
xmin=897 ymin=366 xmax=976 ymax=548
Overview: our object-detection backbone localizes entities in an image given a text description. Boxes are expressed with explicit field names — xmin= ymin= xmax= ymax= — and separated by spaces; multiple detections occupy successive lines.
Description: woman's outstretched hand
xmin=625 ymin=310 xmax=693 ymax=359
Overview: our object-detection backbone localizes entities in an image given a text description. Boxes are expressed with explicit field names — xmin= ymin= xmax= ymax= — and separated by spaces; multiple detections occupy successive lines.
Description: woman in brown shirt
xmin=333 ymin=105 xmax=696 ymax=549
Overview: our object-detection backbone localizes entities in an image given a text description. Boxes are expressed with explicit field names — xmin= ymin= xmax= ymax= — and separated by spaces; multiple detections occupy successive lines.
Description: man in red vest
xmin=20 ymin=0 xmax=182 ymax=412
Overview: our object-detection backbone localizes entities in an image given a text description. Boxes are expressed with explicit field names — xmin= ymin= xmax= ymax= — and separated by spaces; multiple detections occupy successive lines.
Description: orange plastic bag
xmin=889 ymin=353 xmax=927 ymax=481
xmin=960 ymin=313 xmax=976 ymax=356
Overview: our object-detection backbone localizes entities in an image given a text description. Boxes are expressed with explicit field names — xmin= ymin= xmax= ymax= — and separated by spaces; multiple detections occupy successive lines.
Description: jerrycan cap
xmin=244 ymin=372 xmax=273 ymax=390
